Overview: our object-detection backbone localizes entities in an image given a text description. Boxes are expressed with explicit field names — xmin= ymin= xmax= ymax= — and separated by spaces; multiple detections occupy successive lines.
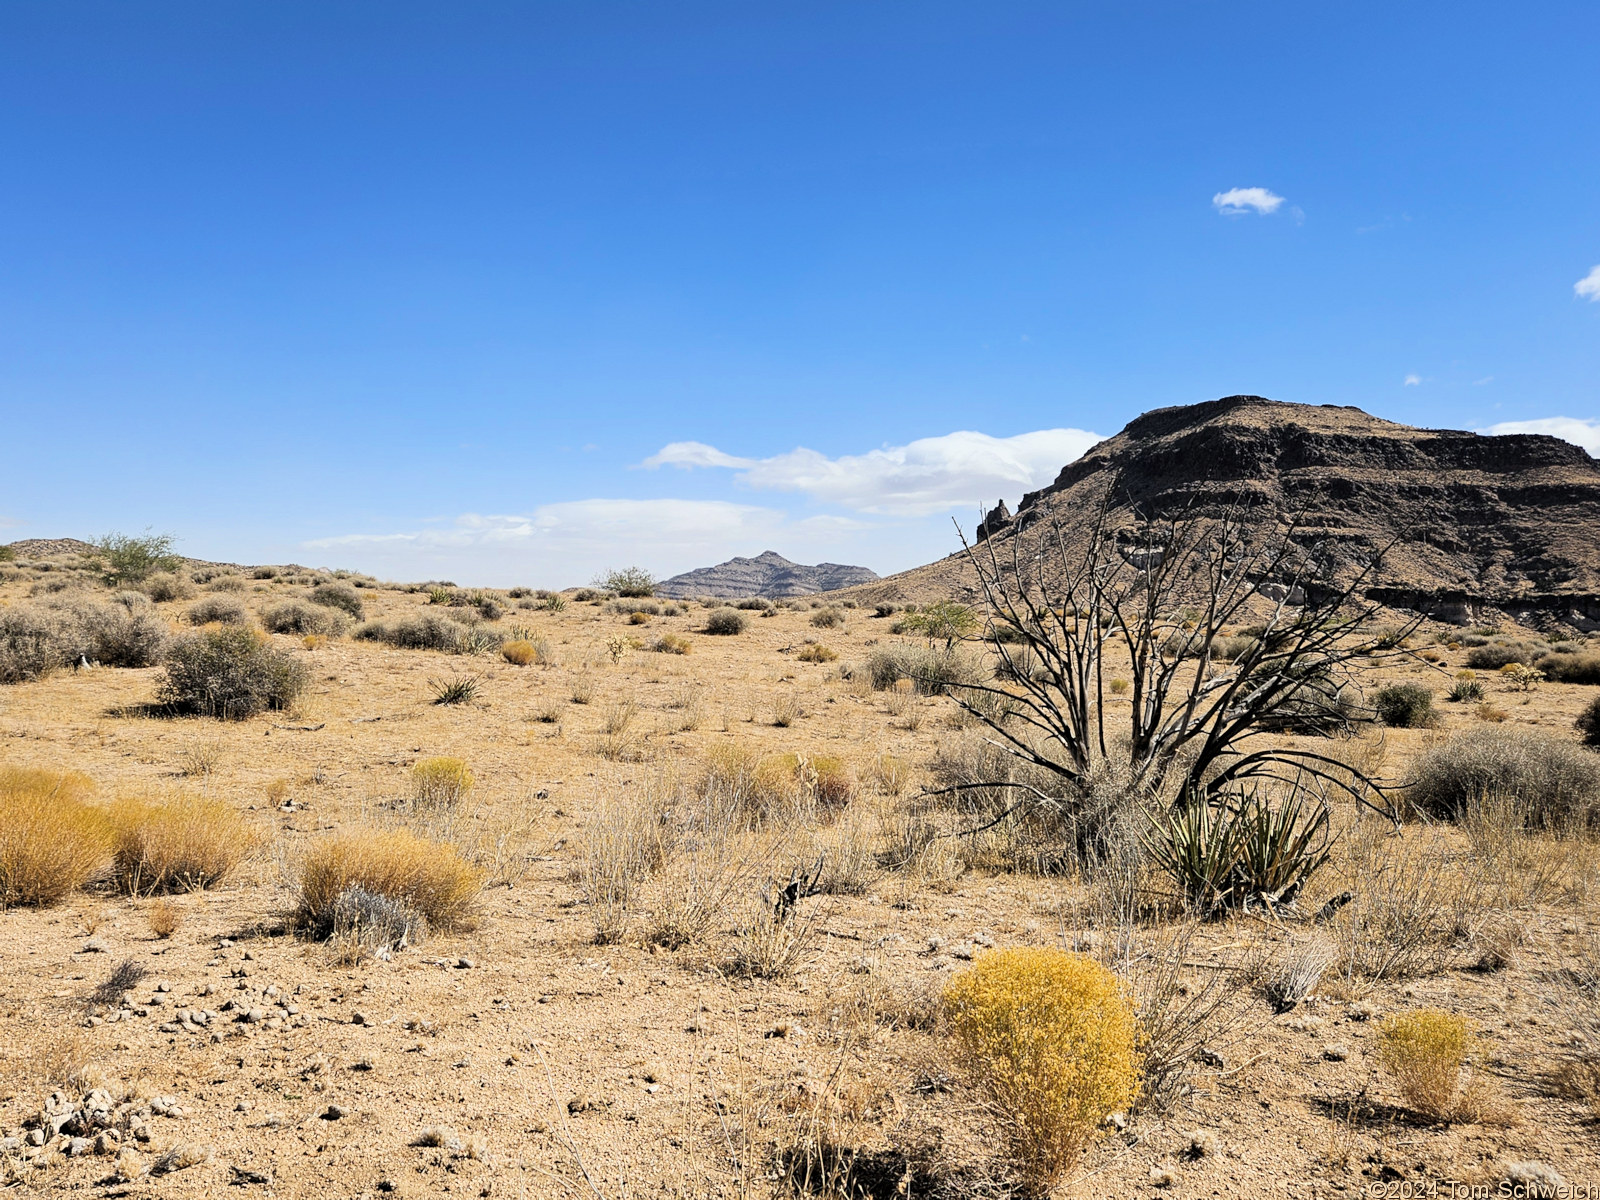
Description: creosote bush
xmin=705 ymin=608 xmax=746 ymax=636
xmin=1578 ymin=695 xmax=1600 ymax=749
xmin=0 ymin=767 xmax=113 ymax=908
xmin=411 ymin=756 xmax=474 ymax=807
xmin=597 ymin=566 xmax=656 ymax=598
xmin=297 ymin=829 xmax=483 ymax=932
xmin=158 ymin=627 xmax=309 ymax=720
xmin=141 ymin=571 xmax=194 ymax=603
xmin=1372 ymin=682 xmax=1435 ymax=728
xmin=107 ymin=793 xmax=253 ymax=894
xmin=1378 ymin=1009 xmax=1473 ymax=1121
xmin=944 ymin=948 xmax=1141 ymax=1192
xmin=187 ymin=595 xmax=248 ymax=626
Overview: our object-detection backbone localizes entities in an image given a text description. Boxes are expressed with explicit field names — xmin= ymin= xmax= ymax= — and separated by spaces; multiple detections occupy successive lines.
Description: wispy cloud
xmin=1212 ymin=187 xmax=1286 ymax=216
xmin=1485 ymin=417 xmax=1600 ymax=457
xmin=1404 ymin=374 xmax=1421 ymax=387
xmin=640 ymin=428 xmax=1102 ymax=516
xmin=1576 ymin=265 xmax=1600 ymax=302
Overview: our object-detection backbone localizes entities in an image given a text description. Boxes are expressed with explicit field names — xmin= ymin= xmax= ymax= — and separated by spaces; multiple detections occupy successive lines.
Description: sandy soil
xmin=1 ymin=566 xmax=1597 ymax=1198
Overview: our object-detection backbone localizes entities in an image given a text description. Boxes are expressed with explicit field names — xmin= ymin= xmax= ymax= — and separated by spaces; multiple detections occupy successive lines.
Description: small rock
xmin=567 ymin=1093 xmax=596 ymax=1114
xmin=1323 ymin=1043 xmax=1351 ymax=1062
xmin=351 ymin=1011 xmax=369 ymax=1026
xmin=1106 ymin=1111 xmax=1127 ymax=1131
xmin=83 ymin=939 xmax=106 ymax=954
xmin=156 ymin=981 xmax=171 ymax=993
xmin=66 ymin=1136 xmax=92 ymax=1157
xmin=1503 ymin=1162 xmax=1566 ymax=1198
xmin=1186 ymin=1129 xmax=1219 ymax=1159
xmin=246 ymin=1007 xmax=266 ymax=1023
xmin=230 ymin=1166 xmax=273 ymax=1185
xmin=93 ymin=1130 xmax=121 ymax=1155
xmin=1347 ymin=1000 xmax=1377 ymax=1021
xmin=1149 ymin=1165 xmax=1178 ymax=1187
xmin=235 ymin=1100 xmax=253 ymax=1112
xmin=644 ymin=1084 xmax=661 ymax=1094
xmin=456 ymin=958 xmax=475 ymax=969
xmin=321 ymin=1105 xmax=347 ymax=1121
xmin=241 ymin=950 xmax=254 ymax=960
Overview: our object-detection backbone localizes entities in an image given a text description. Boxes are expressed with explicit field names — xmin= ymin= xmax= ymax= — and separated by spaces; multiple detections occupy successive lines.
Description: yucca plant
xmin=429 ymin=674 xmax=481 ymax=706
xmin=1145 ymin=785 xmax=1331 ymax=917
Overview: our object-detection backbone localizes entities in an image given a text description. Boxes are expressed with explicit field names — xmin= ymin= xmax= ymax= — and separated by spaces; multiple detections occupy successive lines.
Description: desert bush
xmin=729 ymin=885 xmax=826 ymax=979
xmin=187 ymin=595 xmax=248 ymax=626
xmin=158 ymin=626 xmax=309 ymax=719
xmin=597 ymin=567 xmax=655 ymax=598
xmin=77 ymin=596 xmax=169 ymax=667
xmin=355 ymin=613 xmax=462 ymax=652
xmin=1540 ymin=652 xmax=1600 ymax=685
xmin=653 ymin=632 xmax=692 ymax=655
xmin=863 ymin=753 xmax=912 ymax=796
xmin=1406 ymin=726 xmax=1600 ymax=828
xmin=429 ymin=674 xmax=481 ymax=705
xmin=1372 ymin=682 xmax=1436 ymax=728
xmin=1262 ymin=940 xmax=1337 ymax=1012
xmin=91 ymin=531 xmax=180 ymax=585
xmin=728 ymin=596 xmax=769 ymax=611
xmin=1378 ymin=1010 xmax=1473 ymax=1121
xmin=328 ymin=884 xmax=428 ymax=962
xmin=1464 ymin=642 xmax=1538 ymax=670
xmin=411 ymin=757 xmax=473 ymax=806
xmin=251 ymin=566 xmax=279 ymax=579
xmin=501 ymin=639 xmax=538 ymax=666
xmin=1578 ymin=695 xmax=1600 ymax=748
xmin=810 ymin=607 xmax=844 ymax=629
xmin=260 ymin=600 xmax=349 ymax=637
xmin=797 ymin=642 xmax=837 ymax=663
xmin=0 ymin=767 xmax=113 ymax=908
xmin=865 ymin=643 xmax=986 ymax=695
xmin=308 ymin=581 xmax=365 ymax=619
xmin=944 ymin=948 xmax=1141 ymax=1192
xmin=1446 ymin=672 xmax=1485 ymax=702
xmin=607 ymin=598 xmax=661 ymax=616
xmin=705 ymin=608 xmax=746 ymax=635
xmin=927 ymin=734 xmax=1086 ymax=873
xmin=0 ymin=606 xmax=75 ymax=682
xmin=107 ymin=793 xmax=251 ymax=894
xmin=204 ymin=573 xmax=246 ymax=591
xmin=141 ymin=571 xmax=194 ymax=602
xmin=582 ymin=788 xmax=670 ymax=943
xmin=297 ymin=829 xmax=483 ymax=932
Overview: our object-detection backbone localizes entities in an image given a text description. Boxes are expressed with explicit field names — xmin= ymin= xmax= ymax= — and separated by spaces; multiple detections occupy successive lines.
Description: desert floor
xmin=1 ymin=565 xmax=1598 ymax=1198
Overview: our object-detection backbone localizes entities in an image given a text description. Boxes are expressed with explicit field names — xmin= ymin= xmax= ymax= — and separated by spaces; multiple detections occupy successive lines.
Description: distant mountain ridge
xmin=655 ymin=551 xmax=878 ymax=599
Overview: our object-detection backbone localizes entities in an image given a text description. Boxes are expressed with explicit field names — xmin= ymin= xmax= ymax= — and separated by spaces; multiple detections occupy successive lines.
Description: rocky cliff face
xmin=655 ymin=551 xmax=879 ymax=599
xmin=863 ymin=396 xmax=1600 ymax=628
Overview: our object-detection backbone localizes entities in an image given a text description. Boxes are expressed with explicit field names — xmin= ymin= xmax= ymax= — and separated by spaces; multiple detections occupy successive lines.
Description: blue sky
xmin=2 ymin=2 xmax=1596 ymax=586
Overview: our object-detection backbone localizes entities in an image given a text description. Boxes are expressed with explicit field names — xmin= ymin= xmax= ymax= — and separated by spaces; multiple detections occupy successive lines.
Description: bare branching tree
xmin=934 ymin=485 xmax=1421 ymax=835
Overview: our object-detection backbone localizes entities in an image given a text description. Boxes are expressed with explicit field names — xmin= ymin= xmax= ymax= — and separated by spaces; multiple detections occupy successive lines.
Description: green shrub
xmin=705 ymin=608 xmax=746 ymax=635
xmin=91 ymin=531 xmax=180 ymax=585
xmin=355 ymin=613 xmax=463 ymax=652
xmin=261 ymin=601 xmax=350 ymax=637
xmin=1446 ymin=673 xmax=1485 ymax=702
xmin=1406 ymin=726 xmax=1600 ymax=828
xmin=308 ymin=581 xmax=365 ymax=619
xmin=158 ymin=627 xmax=309 ymax=720
xmin=734 ymin=597 xmax=773 ymax=611
xmin=597 ymin=567 xmax=655 ymax=598
xmin=188 ymin=595 xmax=249 ymax=626
xmin=1577 ymin=695 xmax=1600 ymax=749
xmin=944 ymin=948 xmax=1141 ymax=1192
xmin=1372 ymin=682 xmax=1436 ymax=728
xmin=1464 ymin=642 xmax=1537 ymax=670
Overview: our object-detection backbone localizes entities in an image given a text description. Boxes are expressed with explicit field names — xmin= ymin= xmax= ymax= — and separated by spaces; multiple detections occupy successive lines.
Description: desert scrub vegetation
xmin=186 ymin=594 xmax=248 ymax=626
xmin=0 ymin=597 xmax=168 ymax=681
xmin=90 ymin=531 xmax=180 ymax=585
xmin=158 ymin=626 xmax=309 ymax=720
xmin=944 ymin=948 xmax=1141 ymax=1193
xmin=1371 ymin=682 xmax=1436 ymax=728
xmin=355 ymin=612 xmax=493 ymax=654
xmin=106 ymin=793 xmax=253 ymax=894
xmin=296 ymin=829 xmax=483 ymax=933
xmin=1377 ymin=1010 xmax=1475 ymax=1122
xmin=809 ymin=606 xmax=844 ymax=629
xmin=796 ymin=641 xmax=837 ymax=663
xmin=582 ymin=787 xmax=671 ymax=943
xmin=411 ymin=757 xmax=474 ymax=807
xmin=260 ymin=600 xmax=350 ymax=637
xmin=596 ymin=566 xmax=655 ymax=597
xmin=500 ymin=638 xmax=539 ymax=665
xmin=653 ymin=632 xmax=692 ymax=654
xmin=0 ymin=767 xmax=114 ymax=908
xmin=1579 ymin=695 xmax=1600 ymax=748
xmin=864 ymin=642 xmax=986 ymax=695
xmin=141 ymin=570 xmax=194 ymax=602
xmin=1405 ymin=726 xmax=1600 ymax=827
xmin=307 ymin=580 xmax=364 ymax=618
xmin=704 ymin=608 xmax=747 ymax=635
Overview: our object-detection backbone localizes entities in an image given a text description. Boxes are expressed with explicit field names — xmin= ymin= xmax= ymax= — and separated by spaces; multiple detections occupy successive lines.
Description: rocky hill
xmin=840 ymin=396 xmax=1600 ymax=630
xmin=656 ymin=550 xmax=878 ymax=599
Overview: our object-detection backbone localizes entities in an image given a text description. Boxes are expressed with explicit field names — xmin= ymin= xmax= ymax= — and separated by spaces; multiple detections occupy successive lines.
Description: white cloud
xmin=639 ymin=428 xmax=1101 ymax=517
xmin=640 ymin=441 xmax=755 ymax=470
xmin=1484 ymin=417 xmax=1600 ymax=457
xmin=1576 ymin=265 xmax=1600 ymax=301
xmin=1212 ymin=187 xmax=1286 ymax=216
xmin=1404 ymin=374 xmax=1421 ymax=386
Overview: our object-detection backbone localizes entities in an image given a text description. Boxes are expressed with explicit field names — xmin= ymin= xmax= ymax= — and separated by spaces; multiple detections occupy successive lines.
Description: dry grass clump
xmin=158 ymin=626 xmax=309 ymax=719
xmin=653 ymin=632 xmax=692 ymax=655
xmin=141 ymin=571 xmax=194 ymax=602
xmin=411 ymin=756 xmax=474 ymax=807
xmin=581 ymin=787 xmax=671 ymax=943
xmin=0 ymin=767 xmax=113 ymax=908
xmin=107 ymin=793 xmax=253 ymax=894
xmin=810 ymin=607 xmax=844 ymax=629
xmin=1406 ymin=726 xmax=1600 ymax=828
xmin=260 ymin=600 xmax=350 ymax=637
xmin=862 ymin=753 xmax=912 ymax=796
xmin=147 ymin=899 xmax=182 ymax=938
xmin=501 ymin=639 xmax=538 ymax=665
xmin=308 ymin=581 xmax=364 ymax=618
xmin=1378 ymin=1009 xmax=1474 ymax=1121
xmin=297 ymin=830 xmax=483 ymax=932
xmin=796 ymin=642 xmax=838 ymax=663
xmin=944 ymin=948 xmax=1141 ymax=1192
xmin=865 ymin=643 xmax=986 ymax=695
